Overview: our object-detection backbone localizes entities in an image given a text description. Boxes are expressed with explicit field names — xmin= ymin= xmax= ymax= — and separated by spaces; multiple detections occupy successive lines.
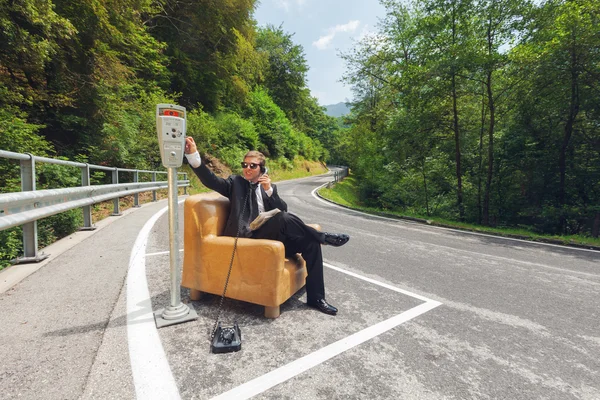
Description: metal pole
xmin=20 ymin=155 xmax=37 ymax=259
xmin=152 ymin=172 xmax=157 ymax=202
xmin=112 ymin=168 xmax=121 ymax=216
xmin=168 ymin=167 xmax=180 ymax=307
xmin=81 ymin=164 xmax=95 ymax=230
xmin=154 ymin=167 xmax=197 ymax=328
xmin=133 ymin=170 xmax=140 ymax=207
xmin=14 ymin=154 xmax=48 ymax=263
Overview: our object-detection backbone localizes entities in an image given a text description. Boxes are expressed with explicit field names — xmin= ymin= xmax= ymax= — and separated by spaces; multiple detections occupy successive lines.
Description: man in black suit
xmin=184 ymin=136 xmax=349 ymax=315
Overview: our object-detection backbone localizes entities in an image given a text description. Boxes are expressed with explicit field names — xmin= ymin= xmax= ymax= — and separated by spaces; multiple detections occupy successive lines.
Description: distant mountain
xmin=324 ymin=102 xmax=350 ymax=117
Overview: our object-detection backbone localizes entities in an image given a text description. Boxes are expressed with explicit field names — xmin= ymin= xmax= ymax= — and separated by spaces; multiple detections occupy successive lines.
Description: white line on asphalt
xmin=210 ymin=263 xmax=442 ymax=400
xmin=145 ymin=249 xmax=184 ymax=257
xmin=127 ymin=200 xmax=185 ymax=400
xmin=323 ymin=262 xmax=434 ymax=302
xmin=311 ymin=185 xmax=600 ymax=254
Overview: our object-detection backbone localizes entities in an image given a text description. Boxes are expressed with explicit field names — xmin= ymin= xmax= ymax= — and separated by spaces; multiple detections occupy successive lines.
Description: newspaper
xmin=250 ymin=208 xmax=281 ymax=231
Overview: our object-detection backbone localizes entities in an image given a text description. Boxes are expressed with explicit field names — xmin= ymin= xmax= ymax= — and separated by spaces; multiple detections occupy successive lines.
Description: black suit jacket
xmin=191 ymin=161 xmax=287 ymax=237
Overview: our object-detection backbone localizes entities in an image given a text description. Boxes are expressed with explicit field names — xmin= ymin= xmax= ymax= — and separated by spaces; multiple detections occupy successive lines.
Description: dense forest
xmin=337 ymin=0 xmax=599 ymax=237
xmin=0 ymin=0 xmax=342 ymax=265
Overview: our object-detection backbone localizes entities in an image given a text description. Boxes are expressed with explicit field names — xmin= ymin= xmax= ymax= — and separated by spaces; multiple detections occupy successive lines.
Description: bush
xmin=0 ymin=106 xmax=52 ymax=194
xmin=245 ymin=87 xmax=293 ymax=158
xmin=186 ymin=107 xmax=220 ymax=155
xmin=90 ymin=86 xmax=176 ymax=170
xmin=215 ymin=111 xmax=259 ymax=151
xmin=0 ymin=154 xmax=86 ymax=268
xmin=0 ymin=228 xmax=22 ymax=270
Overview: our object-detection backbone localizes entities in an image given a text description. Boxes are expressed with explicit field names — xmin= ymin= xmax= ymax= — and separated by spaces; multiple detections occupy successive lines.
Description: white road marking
xmin=127 ymin=201 xmax=185 ymax=400
xmin=145 ymin=249 xmax=183 ymax=257
xmin=210 ymin=263 xmax=442 ymax=400
xmin=311 ymin=185 xmax=600 ymax=254
xmin=323 ymin=262 xmax=434 ymax=302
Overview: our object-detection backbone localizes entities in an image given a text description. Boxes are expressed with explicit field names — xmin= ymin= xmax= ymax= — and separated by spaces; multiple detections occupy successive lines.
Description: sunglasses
xmin=241 ymin=162 xmax=261 ymax=170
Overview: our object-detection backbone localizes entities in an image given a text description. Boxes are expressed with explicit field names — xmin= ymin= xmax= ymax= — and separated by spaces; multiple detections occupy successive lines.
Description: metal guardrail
xmin=327 ymin=165 xmax=349 ymax=185
xmin=0 ymin=150 xmax=189 ymax=264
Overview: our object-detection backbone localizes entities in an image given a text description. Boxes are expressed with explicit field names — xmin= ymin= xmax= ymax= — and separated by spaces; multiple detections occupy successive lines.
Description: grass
xmin=268 ymin=159 xmax=328 ymax=182
xmin=319 ymin=176 xmax=600 ymax=250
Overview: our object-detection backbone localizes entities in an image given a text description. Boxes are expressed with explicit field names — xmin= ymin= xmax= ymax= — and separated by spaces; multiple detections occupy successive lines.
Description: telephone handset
xmin=260 ymin=166 xmax=268 ymax=175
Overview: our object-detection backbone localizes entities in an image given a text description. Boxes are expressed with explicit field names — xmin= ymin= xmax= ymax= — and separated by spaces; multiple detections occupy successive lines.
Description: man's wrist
xmin=185 ymin=151 xmax=201 ymax=168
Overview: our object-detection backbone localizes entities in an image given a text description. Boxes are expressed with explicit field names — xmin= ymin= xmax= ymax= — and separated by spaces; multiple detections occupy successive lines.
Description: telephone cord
xmin=209 ymin=182 xmax=255 ymax=341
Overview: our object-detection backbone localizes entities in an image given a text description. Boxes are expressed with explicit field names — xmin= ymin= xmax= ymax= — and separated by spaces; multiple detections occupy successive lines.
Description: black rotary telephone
xmin=211 ymin=322 xmax=242 ymax=353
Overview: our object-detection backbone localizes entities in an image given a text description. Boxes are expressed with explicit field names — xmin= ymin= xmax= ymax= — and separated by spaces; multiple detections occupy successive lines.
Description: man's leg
xmin=252 ymin=212 xmax=325 ymax=299
xmin=252 ymin=211 xmax=324 ymax=243
xmin=253 ymin=212 xmax=336 ymax=315
xmin=283 ymin=236 xmax=325 ymax=302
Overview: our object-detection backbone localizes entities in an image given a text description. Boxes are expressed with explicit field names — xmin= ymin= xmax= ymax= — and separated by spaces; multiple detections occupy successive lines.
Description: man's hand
xmin=258 ymin=173 xmax=271 ymax=191
xmin=185 ymin=137 xmax=197 ymax=154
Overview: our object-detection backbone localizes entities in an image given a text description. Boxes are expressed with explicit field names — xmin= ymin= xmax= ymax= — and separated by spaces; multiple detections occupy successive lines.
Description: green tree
xmin=245 ymin=87 xmax=293 ymax=158
xmin=256 ymin=24 xmax=338 ymax=162
xmin=510 ymin=0 xmax=600 ymax=234
xmin=256 ymin=25 xmax=308 ymax=123
xmin=470 ymin=0 xmax=530 ymax=225
xmin=148 ymin=0 xmax=258 ymax=112
xmin=0 ymin=0 xmax=76 ymax=112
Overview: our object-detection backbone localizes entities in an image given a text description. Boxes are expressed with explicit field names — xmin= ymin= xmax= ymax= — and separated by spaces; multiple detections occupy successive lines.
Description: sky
xmin=253 ymin=0 xmax=387 ymax=106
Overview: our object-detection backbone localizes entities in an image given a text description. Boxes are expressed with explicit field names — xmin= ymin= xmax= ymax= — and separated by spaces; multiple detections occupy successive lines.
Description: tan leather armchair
xmin=182 ymin=192 xmax=319 ymax=318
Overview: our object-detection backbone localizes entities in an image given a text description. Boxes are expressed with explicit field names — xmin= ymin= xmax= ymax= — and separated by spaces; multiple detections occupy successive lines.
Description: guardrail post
xmin=14 ymin=154 xmax=49 ymax=264
xmin=183 ymin=173 xmax=188 ymax=195
xmin=133 ymin=170 xmax=140 ymax=207
xmin=152 ymin=172 xmax=157 ymax=202
xmin=80 ymin=163 xmax=96 ymax=230
xmin=112 ymin=168 xmax=122 ymax=216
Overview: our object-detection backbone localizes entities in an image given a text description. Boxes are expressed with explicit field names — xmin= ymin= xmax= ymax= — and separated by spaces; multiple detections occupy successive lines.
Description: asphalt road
xmin=1 ymin=169 xmax=599 ymax=399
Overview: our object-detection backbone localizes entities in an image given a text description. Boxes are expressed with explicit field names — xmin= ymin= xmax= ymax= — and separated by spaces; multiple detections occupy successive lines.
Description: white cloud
xmin=312 ymin=20 xmax=360 ymax=50
xmin=313 ymin=35 xmax=334 ymax=50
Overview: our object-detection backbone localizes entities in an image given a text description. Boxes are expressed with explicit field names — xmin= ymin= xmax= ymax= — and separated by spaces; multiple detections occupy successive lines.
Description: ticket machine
xmin=154 ymin=103 xmax=197 ymax=328
xmin=156 ymin=104 xmax=186 ymax=168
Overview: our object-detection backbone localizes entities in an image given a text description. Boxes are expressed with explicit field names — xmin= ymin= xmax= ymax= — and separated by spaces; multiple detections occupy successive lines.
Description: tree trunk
xmin=422 ymin=158 xmax=430 ymax=216
xmin=452 ymin=73 xmax=464 ymax=220
xmin=478 ymin=82 xmax=486 ymax=225
xmin=558 ymin=36 xmax=580 ymax=232
xmin=592 ymin=213 xmax=600 ymax=238
xmin=483 ymin=70 xmax=495 ymax=226
xmin=450 ymin=5 xmax=463 ymax=221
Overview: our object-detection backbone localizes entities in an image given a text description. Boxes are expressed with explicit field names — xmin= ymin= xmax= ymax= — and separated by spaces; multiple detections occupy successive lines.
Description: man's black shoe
xmin=323 ymin=233 xmax=350 ymax=247
xmin=307 ymin=299 xmax=338 ymax=315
